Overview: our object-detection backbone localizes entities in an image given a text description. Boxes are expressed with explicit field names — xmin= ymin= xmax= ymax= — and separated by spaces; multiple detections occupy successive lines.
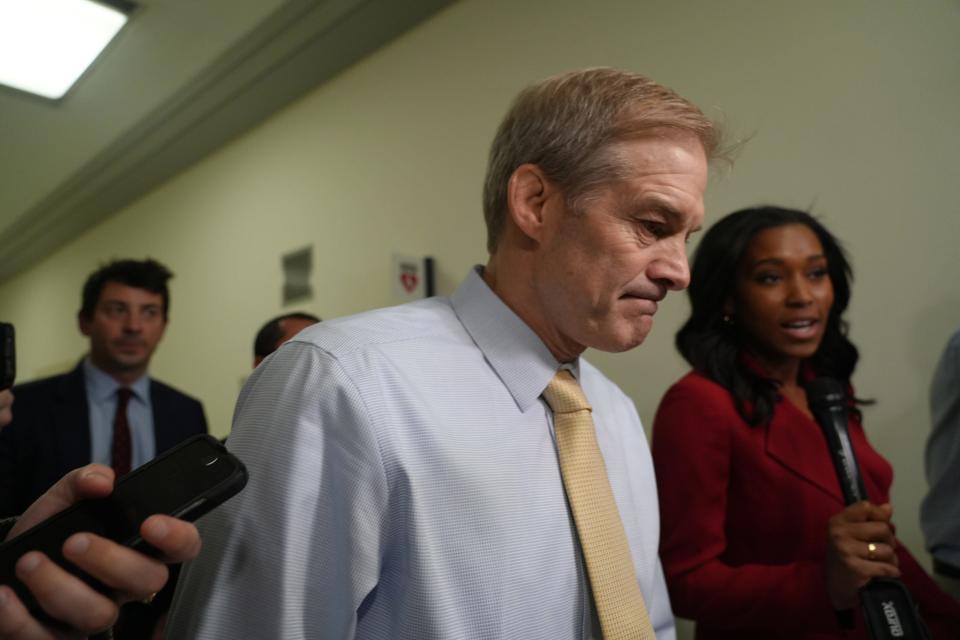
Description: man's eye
xmin=639 ymin=220 xmax=667 ymax=238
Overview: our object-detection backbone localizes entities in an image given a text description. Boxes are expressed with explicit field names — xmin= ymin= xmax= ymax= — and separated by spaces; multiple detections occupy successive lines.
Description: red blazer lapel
xmin=765 ymin=400 xmax=845 ymax=505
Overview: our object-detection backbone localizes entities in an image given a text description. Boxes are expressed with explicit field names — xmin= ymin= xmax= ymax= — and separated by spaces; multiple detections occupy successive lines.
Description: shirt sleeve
xmin=651 ymin=377 xmax=841 ymax=632
xmin=922 ymin=331 xmax=960 ymax=562
xmin=165 ymin=342 xmax=390 ymax=639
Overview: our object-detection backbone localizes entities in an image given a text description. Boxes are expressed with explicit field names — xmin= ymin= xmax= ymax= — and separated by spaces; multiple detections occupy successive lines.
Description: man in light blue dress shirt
xmin=922 ymin=327 xmax=960 ymax=599
xmin=168 ymin=67 xmax=723 ymax=639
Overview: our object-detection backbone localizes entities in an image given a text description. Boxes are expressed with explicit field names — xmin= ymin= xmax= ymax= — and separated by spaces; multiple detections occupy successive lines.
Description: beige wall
xmin=1 ymin=0 xmax=958 ymax=623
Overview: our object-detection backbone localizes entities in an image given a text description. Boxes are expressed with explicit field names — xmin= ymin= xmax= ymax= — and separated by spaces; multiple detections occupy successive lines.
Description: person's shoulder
xmin=289 ymin=297 xmax=459 ymax=358
xmin=659 ymin=370 xmax=736 ymax=414
xmin=652 ymin=371 xmax=742 ymax=446
xmin=11 ymin=366 xmax=78 ymax=402
xmin=2 ymin=368 xmax=78 ymax=435
xmin=150 ymin=378 xmax=203 ymax=409
xmin=944 ymin=328 xmax=960 ymax=354
xmin=669 ymin=370 xmax=728 ymax=395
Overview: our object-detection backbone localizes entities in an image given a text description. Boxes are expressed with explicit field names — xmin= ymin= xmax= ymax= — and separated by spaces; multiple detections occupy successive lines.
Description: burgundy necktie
xmin=111 ymin=387 xmax=133 ymax=477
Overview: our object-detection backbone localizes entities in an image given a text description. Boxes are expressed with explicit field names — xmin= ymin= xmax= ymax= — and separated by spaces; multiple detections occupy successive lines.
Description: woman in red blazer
xmin=651 ymin=206 xmax=960 ymax=638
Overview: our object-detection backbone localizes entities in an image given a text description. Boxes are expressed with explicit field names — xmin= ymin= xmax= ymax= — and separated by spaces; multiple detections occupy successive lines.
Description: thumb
xmin=9 ymin=465 xmax=115 ymax=539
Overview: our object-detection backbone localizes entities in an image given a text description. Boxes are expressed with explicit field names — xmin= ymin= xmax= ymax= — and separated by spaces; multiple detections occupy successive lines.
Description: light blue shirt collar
xmin=451 ymin=266 xmax=578 ymax=412
xmin=82 ymin=357 xmax=151 ymax=402
xmin=82 ymin=357 xmax=156 ymax=468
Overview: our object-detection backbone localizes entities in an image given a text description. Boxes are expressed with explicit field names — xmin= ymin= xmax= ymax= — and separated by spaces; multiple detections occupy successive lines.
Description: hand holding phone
xmin=0 ymin=435 xmax=247 ymax=622
xmin=0 ymin=465 xmax=202 ymax=638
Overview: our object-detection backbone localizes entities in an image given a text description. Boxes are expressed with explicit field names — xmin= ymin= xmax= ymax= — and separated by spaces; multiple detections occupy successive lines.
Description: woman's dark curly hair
xmin=676 ymin=205 xmax=860 ymax=425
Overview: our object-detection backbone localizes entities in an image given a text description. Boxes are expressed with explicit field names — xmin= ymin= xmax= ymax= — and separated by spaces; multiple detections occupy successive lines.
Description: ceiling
xmin=0 ymin=0 xmax=454 ymax=283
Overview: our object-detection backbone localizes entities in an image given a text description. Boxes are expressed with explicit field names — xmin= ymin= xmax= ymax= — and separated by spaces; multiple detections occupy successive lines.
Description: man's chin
xmin=589 ymin=329 xmax=652 ymax=354
xmin=105 ymin=353 xmax=149 ymax=371
xmin=595 ymin=339 xmax=646 ymax=354
xmin=608 ymin=318 xmax=654 ymax=352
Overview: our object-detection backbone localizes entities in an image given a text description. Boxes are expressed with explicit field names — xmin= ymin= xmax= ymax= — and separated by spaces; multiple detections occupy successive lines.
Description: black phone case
xmin=0 ymin=434 xmax=247 ymax=620
xmin=0 ymin=322 xmax=14 ymax=389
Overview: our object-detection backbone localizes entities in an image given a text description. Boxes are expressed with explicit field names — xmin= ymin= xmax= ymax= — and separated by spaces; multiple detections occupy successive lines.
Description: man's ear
xmin=505 ymin=164 xmax=554 ymax=242
xmin=77 ymin=312 xmax=91 ymax=337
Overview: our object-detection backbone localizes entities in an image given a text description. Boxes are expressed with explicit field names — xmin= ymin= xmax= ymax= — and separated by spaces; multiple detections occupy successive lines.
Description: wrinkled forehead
xmin=602 ymin=134 xmax=709 ymax=215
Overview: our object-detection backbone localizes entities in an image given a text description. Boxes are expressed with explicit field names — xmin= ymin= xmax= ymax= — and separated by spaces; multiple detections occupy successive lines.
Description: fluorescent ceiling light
xmin=0 ymin=0 xmax=131 ymax=100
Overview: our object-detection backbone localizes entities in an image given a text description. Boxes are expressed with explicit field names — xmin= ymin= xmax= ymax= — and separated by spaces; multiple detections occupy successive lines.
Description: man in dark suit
xmin=0 ymin=258 xmax=207 ymax=518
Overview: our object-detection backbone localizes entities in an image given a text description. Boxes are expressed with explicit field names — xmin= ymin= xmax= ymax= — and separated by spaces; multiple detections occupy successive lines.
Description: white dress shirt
xmin=167 ymin=267 xmax=674 ymax=639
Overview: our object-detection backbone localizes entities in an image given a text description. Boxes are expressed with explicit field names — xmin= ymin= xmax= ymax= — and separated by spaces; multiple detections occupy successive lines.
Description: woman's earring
xmin=722 ymin=314 xmax=733 ymax=325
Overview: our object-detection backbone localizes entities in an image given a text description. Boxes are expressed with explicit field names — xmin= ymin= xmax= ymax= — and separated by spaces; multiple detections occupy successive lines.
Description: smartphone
xmin=0 ymin=322 xmax=14 ymax=390
xmin=0 ymin=434 xmax=247 ymax=617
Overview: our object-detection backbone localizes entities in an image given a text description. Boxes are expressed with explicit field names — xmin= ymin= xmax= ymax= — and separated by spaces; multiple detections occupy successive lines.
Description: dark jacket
xmin=0 ymin=363 xmax=207 ymax=517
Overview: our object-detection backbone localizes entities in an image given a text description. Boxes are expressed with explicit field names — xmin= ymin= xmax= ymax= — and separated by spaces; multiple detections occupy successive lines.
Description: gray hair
xmin=482 ymin=67 xmax=722 ymax=253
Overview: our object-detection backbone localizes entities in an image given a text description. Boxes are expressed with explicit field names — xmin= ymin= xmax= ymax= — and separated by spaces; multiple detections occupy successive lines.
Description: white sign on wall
xmin=282 ymin=245 xmax=313 ymax=304
xmin=392 ymin=254 xmax=435 ymax=303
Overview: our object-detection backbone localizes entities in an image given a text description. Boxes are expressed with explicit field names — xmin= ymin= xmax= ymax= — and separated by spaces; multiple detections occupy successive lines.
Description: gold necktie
xmin=543 ymin=370 xmax=655 ymax=640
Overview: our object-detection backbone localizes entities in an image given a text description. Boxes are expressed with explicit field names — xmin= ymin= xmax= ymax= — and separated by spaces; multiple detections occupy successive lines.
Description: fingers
xmin=830 ymin=501 xmax=899 ymax=552
xmin=9 ymin=466 xmax=115 ymax=540
xmin=0 ymin=389 xmax=13 ymax=430
xmin=830 ymin=519 xmax=897 ymax=549
xmin=0 ymin=515 xmax=193 ymax=638
xmin=840 ymin=553 xmax=901 ymax=582
xmin=61 ymin=533 xmax=168 ymax=604
xmin=865 ymin=541 xmax=899 ymax=567
xmin=140 ymin=515 xmax=201 ymax=564
xmin=828 ymin=520 xmax=899 ymax=573
xmin=0 ymin=585 xmax=58 ymax=640
xmin=830 ymin=502 xmax=898 ymax=547
xmin=11 ymin=551 xmax=118 ymax=636
xmin=832 ymin=547 xmax=901 ymax=580
xmin=837 ymin=501 xmax=893 ymax=524
xmin=826 ymin=503 xmax=903 ymax=608
xmin=0 ymin=466 xmax=199 ymax=639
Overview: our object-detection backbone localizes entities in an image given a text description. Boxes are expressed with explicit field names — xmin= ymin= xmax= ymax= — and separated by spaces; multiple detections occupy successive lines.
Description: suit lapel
xmin=150 ymin=381 xmax=174 ymax=454
xmin=765 ymin=400 xmax=845 ymax=504
xmin=54 ymin=364 xmax=92 ymax=472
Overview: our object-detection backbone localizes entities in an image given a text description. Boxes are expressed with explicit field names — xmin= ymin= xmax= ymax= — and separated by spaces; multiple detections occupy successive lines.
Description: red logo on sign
xmin=400 ymin=272 xmax=419 ymax=293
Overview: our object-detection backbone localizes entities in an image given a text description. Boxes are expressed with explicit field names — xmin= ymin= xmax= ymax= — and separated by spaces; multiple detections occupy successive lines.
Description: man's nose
xmin=123 ymin=312 xmax=143 ymax=332
xmin=651 ymin=238 xmax=691 ymax=291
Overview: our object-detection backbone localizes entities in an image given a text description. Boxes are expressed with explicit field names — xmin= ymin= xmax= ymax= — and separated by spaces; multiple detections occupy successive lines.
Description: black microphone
xmin=805 ymin=377 xmax=932 ymax=640
xmin=805 ymin=377 xmax=867 ymax=506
